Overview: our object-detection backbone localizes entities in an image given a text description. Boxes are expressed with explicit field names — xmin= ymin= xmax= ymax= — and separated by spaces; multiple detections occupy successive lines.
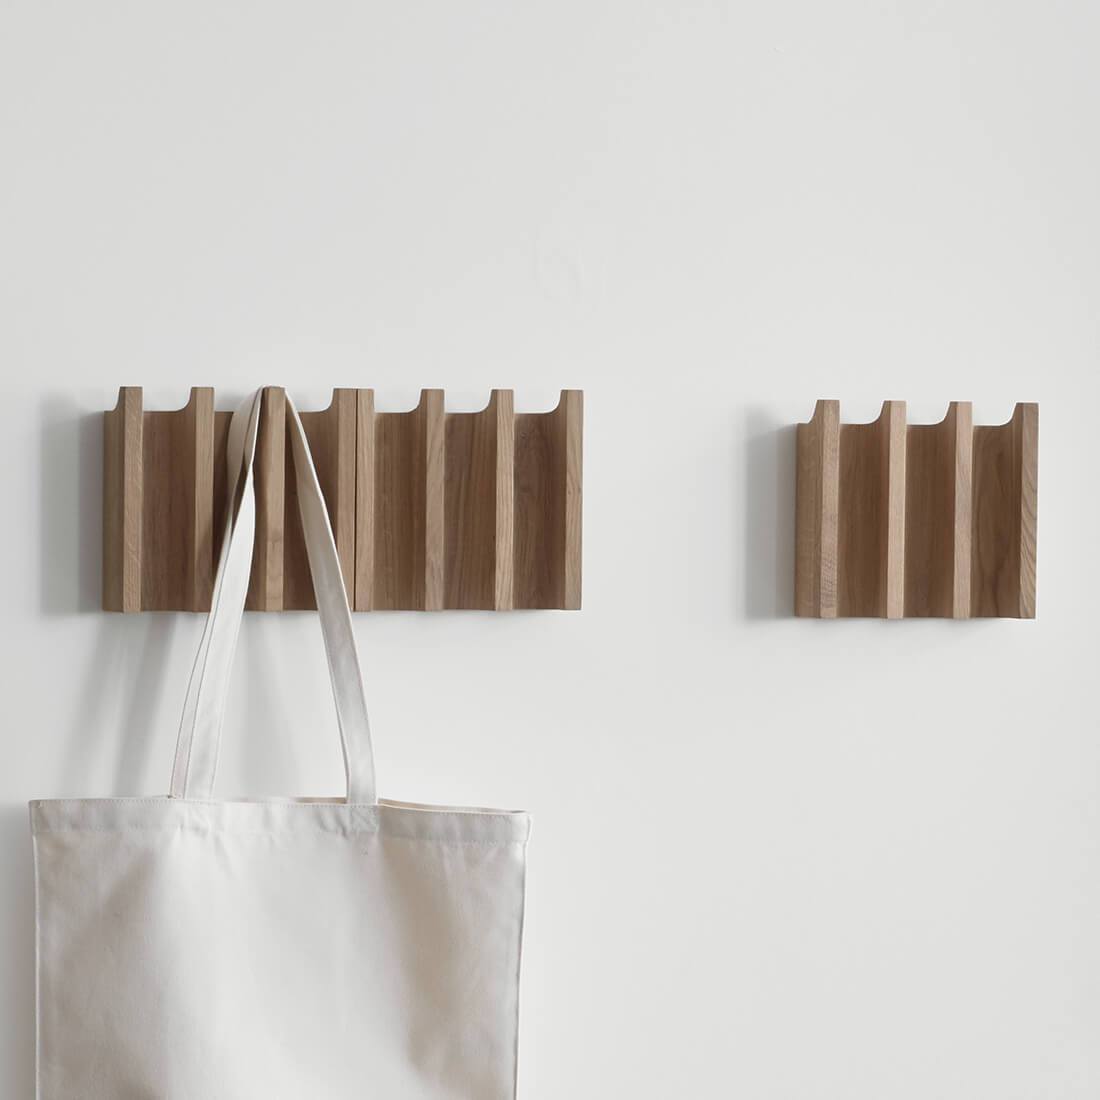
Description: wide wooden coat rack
xmin=104 ymin=387 xmax=582 ymax=612
xmin=796 ymin=400 xmax=1037 ymax=619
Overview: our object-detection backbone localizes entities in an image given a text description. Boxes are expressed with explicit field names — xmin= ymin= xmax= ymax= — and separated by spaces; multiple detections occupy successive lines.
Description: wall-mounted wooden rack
xmin=795 ymin=400 xmax=1037 ymax=619
xmin=104 ymin=387 xmax=582 ymax=612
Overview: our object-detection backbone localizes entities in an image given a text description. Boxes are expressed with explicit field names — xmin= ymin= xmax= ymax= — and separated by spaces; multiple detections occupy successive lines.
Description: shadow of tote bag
xmin=31 ymin=389 xmax=531 ymax=1099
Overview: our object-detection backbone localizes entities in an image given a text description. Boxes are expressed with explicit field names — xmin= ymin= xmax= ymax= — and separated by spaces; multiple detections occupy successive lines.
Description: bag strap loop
xmin=169 ymin=389 xmax=377 ymax=805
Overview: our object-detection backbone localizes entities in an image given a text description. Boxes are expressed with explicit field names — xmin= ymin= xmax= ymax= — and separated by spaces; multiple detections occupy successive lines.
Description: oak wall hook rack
xmin=795 ymin=400 xmax=1037 ymax=619
xmin=103 ymin=387 xmax=582 ymax=612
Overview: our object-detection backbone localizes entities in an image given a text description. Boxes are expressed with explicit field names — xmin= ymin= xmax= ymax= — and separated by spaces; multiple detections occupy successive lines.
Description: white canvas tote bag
xmin=31 ymin=389 xmax=531 ymax=1100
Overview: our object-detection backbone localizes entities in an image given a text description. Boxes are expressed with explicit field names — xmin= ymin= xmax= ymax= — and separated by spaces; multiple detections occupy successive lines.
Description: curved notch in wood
xmin=104 ymin=387 xmax=582 ymax=612
xmin=796 ymin=400 xmax=1036 ymax=619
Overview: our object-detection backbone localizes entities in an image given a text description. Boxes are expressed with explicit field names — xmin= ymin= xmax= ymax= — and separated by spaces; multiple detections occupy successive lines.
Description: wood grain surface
xmin=102 ymin=387 xmax=144 ymax=612
xmin=513 ymin=391 xmax=582 ymax=610
xmin=795 ymin=399 xmax=839 ymax=618
xmin=972 ymin=403 xmax=1038 ymax=618
xmin=796 ymin=399 xmax=1036 ymax=619
xmin=104 ymin=387 xmax=583 ymax=612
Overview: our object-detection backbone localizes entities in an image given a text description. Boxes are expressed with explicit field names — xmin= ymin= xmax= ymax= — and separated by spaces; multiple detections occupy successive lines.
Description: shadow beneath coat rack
xmin=38 ymin=396 xmax=102 ymax=615
xmin=742 ymin=409 xmax=796 ymax=620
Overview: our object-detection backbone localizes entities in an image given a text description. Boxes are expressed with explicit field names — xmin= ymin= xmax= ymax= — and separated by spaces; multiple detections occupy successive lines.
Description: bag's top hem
xmin=29 ymin=797 xmax=531 ymax=846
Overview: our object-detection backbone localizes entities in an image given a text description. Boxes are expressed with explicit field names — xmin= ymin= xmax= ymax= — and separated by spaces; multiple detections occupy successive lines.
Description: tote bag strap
xmin=169 ymin=388 xmax=378 ymax=805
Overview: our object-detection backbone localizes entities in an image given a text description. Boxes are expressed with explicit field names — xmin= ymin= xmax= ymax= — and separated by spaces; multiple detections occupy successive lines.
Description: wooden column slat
xmin=795 ymin=399 xmax=840 ymax=618
xmin=950 ymin=403 xmax=974 ymax=619
xmin=1016 ymin=402 xmax=1039 ymax=619
xmin=881 ymin=400 xmax=907 ymax=620
xmin=103 ymin=387 xmax=144 ymax=612
xmin=287 ymin=390 xmax=358 ymax=609
xmin=186 ymin=388 xmax=216 ymax=612
xmin=444 ymin=390 xmax=514 ymax=610
xmin=493 ymin=391 xmax=516 ymax=611
xmin=354 ymin=390 xmax=375 ymax=611
xmin=246 ymin=386 xmax=286 ymax=611
xmin=558 ymin=390 xmax=583 ymax=611
xmin=513 ymin=391 xmax=585 ymax=610
xmin=422 ymin=390 xmax=445 ymax=612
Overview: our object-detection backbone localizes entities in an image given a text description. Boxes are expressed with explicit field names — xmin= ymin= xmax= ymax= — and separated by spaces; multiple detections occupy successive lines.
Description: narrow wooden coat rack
xmin=795 ymin=400 xmax=1037 ymax=619
xmin=104 ymin=387 xmax=582 ymax=612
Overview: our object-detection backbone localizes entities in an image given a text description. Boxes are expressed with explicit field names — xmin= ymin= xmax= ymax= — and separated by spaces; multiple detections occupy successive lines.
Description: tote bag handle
xmin=170 ymin=389 xmax=378 ymax=805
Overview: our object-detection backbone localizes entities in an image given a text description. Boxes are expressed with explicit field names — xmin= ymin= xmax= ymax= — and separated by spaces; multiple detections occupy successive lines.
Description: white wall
xmin=2 ymin=2 xmax=1099 ymax=1096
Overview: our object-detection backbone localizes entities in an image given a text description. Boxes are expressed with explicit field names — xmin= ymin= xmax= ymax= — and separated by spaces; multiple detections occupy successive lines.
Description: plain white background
xmin=2 ymin=1 xmax=1098 ymax=1096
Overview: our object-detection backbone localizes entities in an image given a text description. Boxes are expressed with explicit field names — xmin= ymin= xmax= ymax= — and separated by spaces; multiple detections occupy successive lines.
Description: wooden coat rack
xmin=104 ymin=387 xmax=582 ymax=612
xmin=795 ymin=400 xmax=1037 ymax=619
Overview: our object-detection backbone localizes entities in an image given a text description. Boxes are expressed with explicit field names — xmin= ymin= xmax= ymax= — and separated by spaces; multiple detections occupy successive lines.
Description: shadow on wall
xmin=39 ymin=395 xmax=102 ymax=615
xmin=57 ymin=614 xmax=182 ymax=793
xmin=3 ymin=401 xmax=189 ymax=1089
xmin=37 ymin=394 xmax=184 ymax=789
xmin=742 ymin=408 xmax=796 ymax=619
